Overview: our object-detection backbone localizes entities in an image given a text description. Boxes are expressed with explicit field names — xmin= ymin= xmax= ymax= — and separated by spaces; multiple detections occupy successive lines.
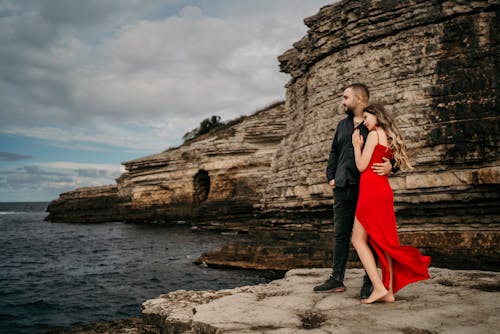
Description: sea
xmin=0 ymin=202 xmax=273 ymax=334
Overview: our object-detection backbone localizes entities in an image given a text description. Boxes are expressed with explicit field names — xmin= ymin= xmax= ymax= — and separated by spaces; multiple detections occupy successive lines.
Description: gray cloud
xmin=0 ymin=0 xmax=336 ymax=202
xmin=0 ymin=163 xmax=120 ymax=199
xmin=2 ymin=165 xmax=70 ymax=186
xmin=0 ymin=151 xmax=32 ymax=161
xmin=76 ymin=168 xmax=110 ymax=178
xmin=0 ymin=0 xmax=333 ymax=152
xmin=22 ymin=165 xmax=39 ymax=174
xmin=38 ymin=0 xmax=131 ymax=27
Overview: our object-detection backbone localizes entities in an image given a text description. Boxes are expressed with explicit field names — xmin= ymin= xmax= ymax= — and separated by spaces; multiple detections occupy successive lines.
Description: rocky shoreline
xmin=44 ymin=267 xmax=500 ymax=333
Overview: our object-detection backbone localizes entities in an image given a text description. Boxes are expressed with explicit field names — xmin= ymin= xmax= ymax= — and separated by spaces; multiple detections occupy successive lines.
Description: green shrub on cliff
xmin=182 ymin=101 xmax=284 ymax=143
xmin=183 ymin=115 xmax=224 ymax=142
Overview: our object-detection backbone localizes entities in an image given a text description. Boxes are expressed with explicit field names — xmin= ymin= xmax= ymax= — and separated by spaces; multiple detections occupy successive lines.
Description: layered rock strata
xmin=269 ymin=0 xmax=499 ymax=217
xmin=258 ymin=0 xmax=499 ymax=264
xmin=195 ymin=219 xmax=500 ymax=271
xmin=46 ymin=102 xmax=287 ymax=224
xmin=117 ymin=102 xmax=287 ymax=223
xmin=141 ymin=268 xmax=500 ymax=334
xmin=195 ymin=0 xmax=500 ymax=271
xmin=45 ymin=185 xmax=127 ymax=223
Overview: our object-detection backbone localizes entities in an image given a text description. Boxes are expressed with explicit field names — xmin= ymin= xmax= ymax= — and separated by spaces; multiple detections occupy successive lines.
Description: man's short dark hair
xmin=345 ymin=83 xmax=369 ymax=100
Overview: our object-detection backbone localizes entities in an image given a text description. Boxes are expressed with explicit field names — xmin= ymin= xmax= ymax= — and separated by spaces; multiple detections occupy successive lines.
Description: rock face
xmin=46 ymin=0 xmax=499 ymax=269
xmin=197 ymin=0 xmax=500 ymax=271
xmin=268 ymin=0 xmax=499 ymax=217
xmin=45 ymin=185 xmax=128 ymax=223
xmin=141 ymin=267 xmax=500 ymax=334
xmin=259 ymin=0 xmax=499 ymax=265
xmin=46 ymin=102 xmax=287 ymax=224
xmin=118 ymin=102 xmax=287 ymax=223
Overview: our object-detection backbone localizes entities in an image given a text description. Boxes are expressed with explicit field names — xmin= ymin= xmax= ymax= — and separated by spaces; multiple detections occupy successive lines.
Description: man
xmin=314 ymin=83 xmax=393 ymax=298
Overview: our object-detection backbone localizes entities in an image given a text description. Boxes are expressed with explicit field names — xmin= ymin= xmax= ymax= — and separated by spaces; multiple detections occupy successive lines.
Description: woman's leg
xmin=351 ymin=218 xmax=388 ymax=304
xmin=381 ymin=252 xmax=395 ymax=302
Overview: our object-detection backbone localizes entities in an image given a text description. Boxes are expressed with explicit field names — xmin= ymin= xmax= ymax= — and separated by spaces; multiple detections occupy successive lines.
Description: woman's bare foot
xmin=361 ymin=287 xmax=388 ymax=304
xmin=381 ymin=292 xmax=395 ymax=303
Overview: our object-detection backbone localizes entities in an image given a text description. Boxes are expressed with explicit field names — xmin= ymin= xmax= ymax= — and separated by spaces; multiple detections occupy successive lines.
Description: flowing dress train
xmin=355 ymin=142 xmax=431 ymax=293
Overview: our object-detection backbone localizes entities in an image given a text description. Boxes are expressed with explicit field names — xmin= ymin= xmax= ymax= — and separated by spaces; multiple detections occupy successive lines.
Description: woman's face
xmin=363 ymin=112 xmax=378 ymax=131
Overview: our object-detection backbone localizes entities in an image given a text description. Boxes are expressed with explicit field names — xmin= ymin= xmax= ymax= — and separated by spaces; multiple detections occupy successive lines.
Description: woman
xmin=351 ymin=103 xmax=430 ymax=304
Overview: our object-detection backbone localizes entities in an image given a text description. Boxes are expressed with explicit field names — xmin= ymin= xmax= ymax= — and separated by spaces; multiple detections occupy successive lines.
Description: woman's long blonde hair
xmin=364 ymin=103 xmax=412 ymax=170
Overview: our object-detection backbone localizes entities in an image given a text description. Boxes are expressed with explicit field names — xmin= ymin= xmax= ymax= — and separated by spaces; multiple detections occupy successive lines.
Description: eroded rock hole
xmin=193 ymin=170 xmax=210 ymax=204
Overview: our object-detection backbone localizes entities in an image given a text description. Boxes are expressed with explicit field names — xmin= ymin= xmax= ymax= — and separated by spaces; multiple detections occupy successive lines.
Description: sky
xmin=0 ymin=0 xmax=334 ymax=202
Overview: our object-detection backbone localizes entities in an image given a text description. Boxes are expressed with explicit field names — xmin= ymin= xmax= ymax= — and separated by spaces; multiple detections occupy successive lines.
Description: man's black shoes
xmin=314 ymin=276 xmax=373 ymax=296
xmin=360 ymin=279 xmax=373 ymax=299
xmin=314 ymin=277 xmax=346 ymax=293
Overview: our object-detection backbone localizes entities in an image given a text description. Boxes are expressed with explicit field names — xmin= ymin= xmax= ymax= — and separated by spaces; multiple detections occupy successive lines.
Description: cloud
xmin=69 ymin=5 xmax=292 ymax=123
xmin=0 ymin=0 xmax=336 ymax=202
xmin=36 ymin=161 xmax=123 ymax=173
xmin=0 ymin=151 xmax=32 ymax=161
xmin=22 ymin=165 xmax=40 ymax=174
xmin=2 ymin=123 xmax=184 ymax=153
xmin=0 ymin=0 xmax=332 ymax=153
xmin=76 ymin=168 xmax=109 ymax=178
xmin=0 ymin=161 xmax=123 ymax=201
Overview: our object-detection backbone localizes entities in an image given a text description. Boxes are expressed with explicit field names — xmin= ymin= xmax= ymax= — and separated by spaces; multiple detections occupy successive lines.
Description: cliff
xmin=46 ymin=102 xmax=287 ymax=225
xmin=268 ymin=0 xmax=499 ymax=217
xmin=45 ymin=185 xmax=128 ymax=223
xmin=46 ymin=0 xmax=499 ymax=270
xmin=197 ymin=0 xmax=499 ymax=270
xmin=259 ymin=0 xmax=499 ymax=267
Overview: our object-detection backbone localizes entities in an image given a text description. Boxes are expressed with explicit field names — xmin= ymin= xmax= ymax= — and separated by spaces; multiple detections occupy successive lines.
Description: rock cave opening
xmin=193 ymin=170 xmax=210 ymax=204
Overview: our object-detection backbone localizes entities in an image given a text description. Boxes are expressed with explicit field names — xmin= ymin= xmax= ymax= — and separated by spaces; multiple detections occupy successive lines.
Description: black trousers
xmin=331 ymin=184 xmax=361 ymax=282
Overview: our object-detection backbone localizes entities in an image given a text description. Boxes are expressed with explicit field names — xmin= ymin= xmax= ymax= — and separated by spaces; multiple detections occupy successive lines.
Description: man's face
xmin=342 ymin=88 xmax=357 ymax=115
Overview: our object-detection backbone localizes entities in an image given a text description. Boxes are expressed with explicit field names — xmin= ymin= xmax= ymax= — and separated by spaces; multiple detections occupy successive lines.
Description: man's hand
xmin=329 ymin=179 xmax=336 ymax=189
xmin=371 ymin=157 xmax=392 ymax=176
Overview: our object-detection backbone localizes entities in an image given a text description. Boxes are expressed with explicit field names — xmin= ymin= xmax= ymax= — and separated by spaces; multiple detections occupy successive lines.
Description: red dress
xmin=355 ymin=142 xmax=431 ymax=293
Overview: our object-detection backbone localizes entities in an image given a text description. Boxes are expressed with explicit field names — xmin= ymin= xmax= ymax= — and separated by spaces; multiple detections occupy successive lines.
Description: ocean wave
xmin=0 ymin=204 xmax=270 ymax=333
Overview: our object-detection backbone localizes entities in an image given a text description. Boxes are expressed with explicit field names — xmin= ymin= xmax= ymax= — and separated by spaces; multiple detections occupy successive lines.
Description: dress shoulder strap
xmin=375 ymin=129 xmax=380 ymax=145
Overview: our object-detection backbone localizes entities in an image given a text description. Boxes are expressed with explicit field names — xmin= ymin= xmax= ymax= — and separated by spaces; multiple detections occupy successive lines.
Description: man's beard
xmin=345 ymin=106 xmax=354 ymax=115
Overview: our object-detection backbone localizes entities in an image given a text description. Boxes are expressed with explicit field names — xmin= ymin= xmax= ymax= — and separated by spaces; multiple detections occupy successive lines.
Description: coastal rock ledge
xmin=141 ymin=268 xmax=500 ymax=334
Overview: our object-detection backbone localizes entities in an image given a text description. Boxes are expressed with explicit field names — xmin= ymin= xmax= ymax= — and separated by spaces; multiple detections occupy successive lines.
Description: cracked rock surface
xmin=142 ymin=268 xmax=500 ymax=333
